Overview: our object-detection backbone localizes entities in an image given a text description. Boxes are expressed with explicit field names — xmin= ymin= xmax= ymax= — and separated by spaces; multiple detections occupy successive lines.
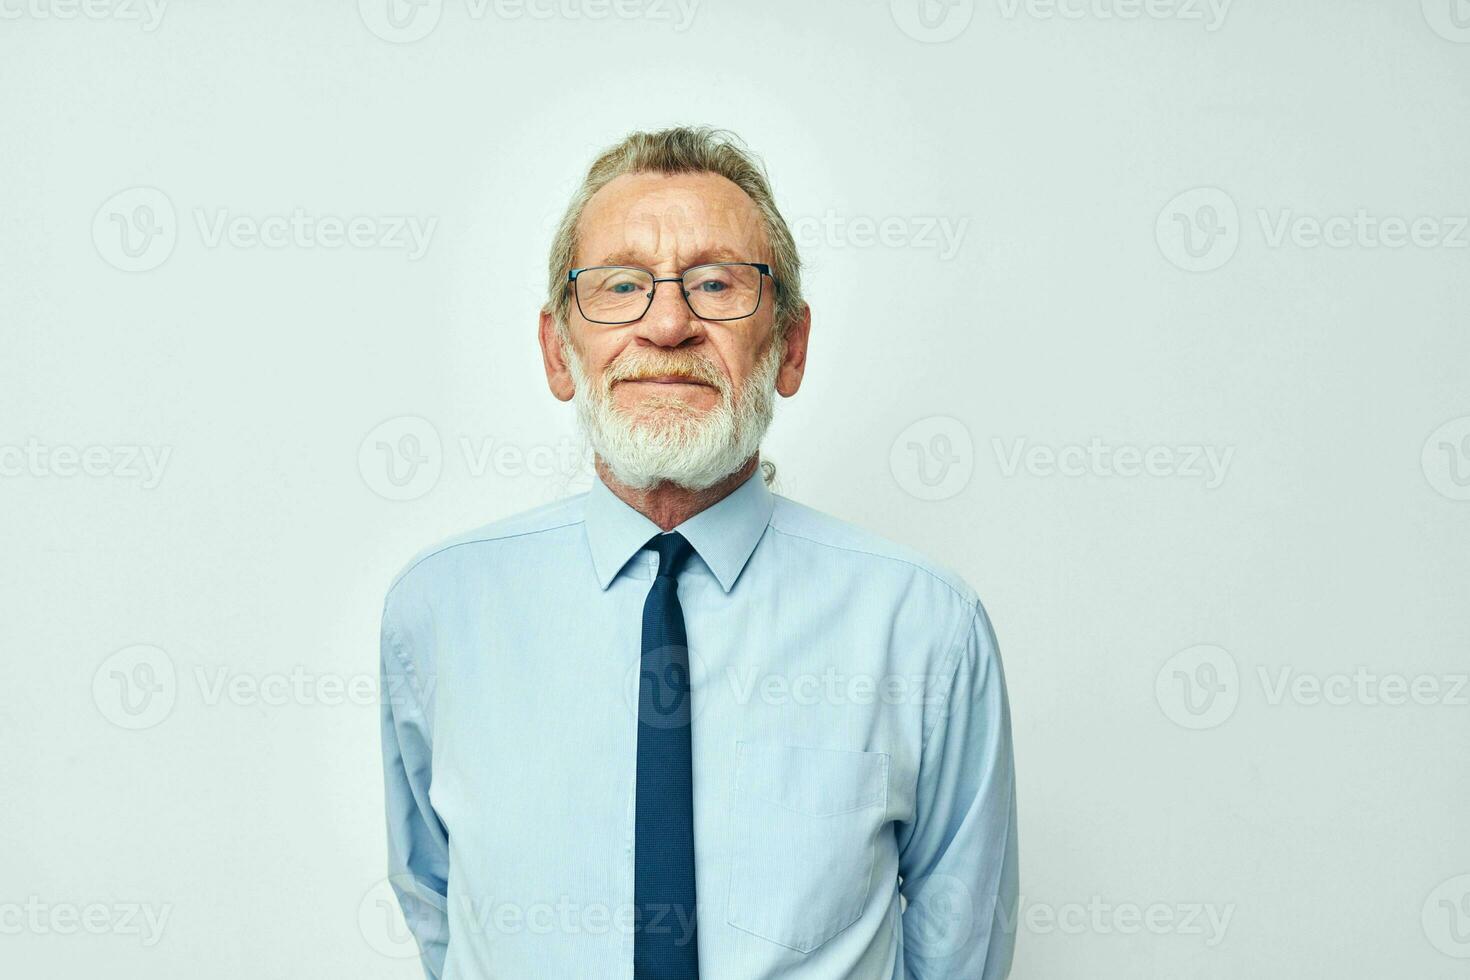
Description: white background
xmin=3 ymin=1 xmax=1469 ymax=976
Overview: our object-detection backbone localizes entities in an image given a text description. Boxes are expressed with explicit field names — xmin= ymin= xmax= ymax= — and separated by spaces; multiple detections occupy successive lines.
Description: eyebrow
xmin=593 ymin=246 xmax=751 ymax=268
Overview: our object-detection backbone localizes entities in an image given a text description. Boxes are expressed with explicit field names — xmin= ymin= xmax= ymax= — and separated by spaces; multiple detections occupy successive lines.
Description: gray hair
xmin=543 ymin=125 xmax=805 ymax=343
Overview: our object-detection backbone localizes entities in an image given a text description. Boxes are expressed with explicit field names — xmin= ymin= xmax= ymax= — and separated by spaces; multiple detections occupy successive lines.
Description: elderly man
xmin=380 ymin=126 xmax=1018 ymax=979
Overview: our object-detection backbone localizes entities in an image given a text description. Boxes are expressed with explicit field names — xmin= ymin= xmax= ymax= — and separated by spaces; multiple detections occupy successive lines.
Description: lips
xmin=621 ymin=375 xmax=710 ymax=386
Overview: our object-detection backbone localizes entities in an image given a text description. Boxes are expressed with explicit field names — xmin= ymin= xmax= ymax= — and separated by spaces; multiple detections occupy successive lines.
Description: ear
xmin=775 ymin=303 xmax=811 ymax=398
xmin=539 ymin=308 xmax=576 ymax=402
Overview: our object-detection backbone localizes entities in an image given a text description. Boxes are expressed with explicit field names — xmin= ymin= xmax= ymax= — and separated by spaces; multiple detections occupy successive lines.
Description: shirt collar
xmin=584 ymin=464 xmax=775 ymax=593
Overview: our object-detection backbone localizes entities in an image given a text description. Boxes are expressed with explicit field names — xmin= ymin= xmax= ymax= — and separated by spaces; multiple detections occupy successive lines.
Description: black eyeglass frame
xmin=567 ymin=262 xmax=778 ymax=325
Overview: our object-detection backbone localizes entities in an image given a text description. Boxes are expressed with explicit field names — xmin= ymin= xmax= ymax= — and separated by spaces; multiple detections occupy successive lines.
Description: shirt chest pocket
xmin=724 ymin=741 xmax=890 ymax=954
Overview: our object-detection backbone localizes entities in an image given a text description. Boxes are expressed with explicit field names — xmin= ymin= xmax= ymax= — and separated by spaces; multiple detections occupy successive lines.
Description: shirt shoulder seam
xmin=386 ymin=515 xmax=586 ymax=599
xmin=764 ymin=520 xmax=980 ymax=612
xmin=919 ymin=603 xmax=983 ymax=754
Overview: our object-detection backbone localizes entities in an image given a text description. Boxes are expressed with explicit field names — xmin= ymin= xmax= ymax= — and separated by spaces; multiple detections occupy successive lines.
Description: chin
xmin=621 ymin=398 xmax=708 ymax=427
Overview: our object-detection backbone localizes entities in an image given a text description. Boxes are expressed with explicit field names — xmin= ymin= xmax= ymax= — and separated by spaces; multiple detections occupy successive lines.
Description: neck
xmin=596 ymin=455 xmax=760 ymax=531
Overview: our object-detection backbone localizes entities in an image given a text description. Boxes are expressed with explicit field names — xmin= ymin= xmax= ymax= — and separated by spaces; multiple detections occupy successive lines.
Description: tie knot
xmin=644 ymin=531 xmax=694 ymax=580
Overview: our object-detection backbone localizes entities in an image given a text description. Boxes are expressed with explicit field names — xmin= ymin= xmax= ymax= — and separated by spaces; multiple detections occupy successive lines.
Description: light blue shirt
xmin=380 ymin=464 xmax=1018 ymax=979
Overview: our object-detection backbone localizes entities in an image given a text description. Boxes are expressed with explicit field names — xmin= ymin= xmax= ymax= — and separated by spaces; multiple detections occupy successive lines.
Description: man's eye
xmin=608 ymin=282 xmax=639 ymax=294
xmin=692 ymin=279 xmax=729 ymax=293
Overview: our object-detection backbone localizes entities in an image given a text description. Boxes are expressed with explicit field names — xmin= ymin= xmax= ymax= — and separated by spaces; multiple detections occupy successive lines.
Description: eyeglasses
xmin=568 ymin=262 xmax=777 ymax=325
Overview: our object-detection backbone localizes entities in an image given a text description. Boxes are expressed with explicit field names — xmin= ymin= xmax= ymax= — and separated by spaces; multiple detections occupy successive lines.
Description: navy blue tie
xmin=634 ymin=531 xmax=700 ymax=979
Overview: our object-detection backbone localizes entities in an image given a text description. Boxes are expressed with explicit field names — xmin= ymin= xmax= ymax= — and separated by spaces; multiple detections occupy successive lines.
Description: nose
xmin=634 ymin=276 xmax=702 ymax=348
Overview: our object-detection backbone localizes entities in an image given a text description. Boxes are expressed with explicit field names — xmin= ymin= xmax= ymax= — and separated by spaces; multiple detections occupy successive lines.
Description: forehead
xmin=575 ymin=171 xmax=771 ymax=267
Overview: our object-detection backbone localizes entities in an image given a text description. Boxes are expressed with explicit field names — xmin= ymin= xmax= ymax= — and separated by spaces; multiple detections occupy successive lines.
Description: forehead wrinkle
xmin=578 ymin=175 xmax=772 ymax=269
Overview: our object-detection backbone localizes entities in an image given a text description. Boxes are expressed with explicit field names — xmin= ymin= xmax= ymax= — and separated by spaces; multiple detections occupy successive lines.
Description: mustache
xmin=605 ymin=353 xmax=727 ymax=391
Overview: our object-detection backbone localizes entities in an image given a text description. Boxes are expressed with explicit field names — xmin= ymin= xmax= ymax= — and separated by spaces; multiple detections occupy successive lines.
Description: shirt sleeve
xmin=898 ymin=600 xmax=1019 ymax=979
xmin=380 ymin=598 xmax=451 ymax=978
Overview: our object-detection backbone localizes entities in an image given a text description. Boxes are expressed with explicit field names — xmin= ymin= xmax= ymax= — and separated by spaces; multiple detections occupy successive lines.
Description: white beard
xmin=564 ymin=333 xmax=782 ymax=492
